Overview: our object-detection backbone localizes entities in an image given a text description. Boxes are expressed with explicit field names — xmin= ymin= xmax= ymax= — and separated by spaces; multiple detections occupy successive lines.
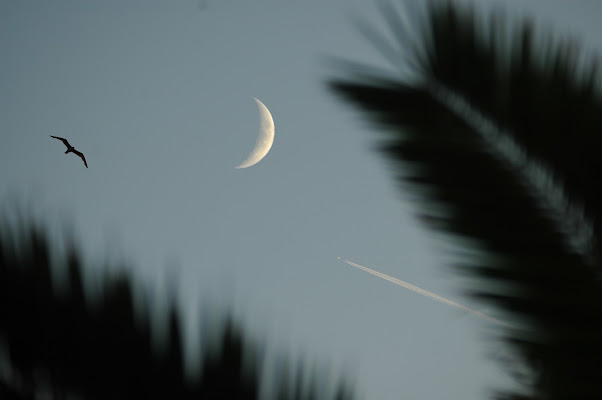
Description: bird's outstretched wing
xmin=72 ymin=150 xmax=88 ymax=168
xmin=50 ymin=135 xmax=71 ymax=148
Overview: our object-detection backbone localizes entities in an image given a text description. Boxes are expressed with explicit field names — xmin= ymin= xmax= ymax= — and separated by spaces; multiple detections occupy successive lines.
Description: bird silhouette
xmin=50 ymin=136 xmax=88 ymax=168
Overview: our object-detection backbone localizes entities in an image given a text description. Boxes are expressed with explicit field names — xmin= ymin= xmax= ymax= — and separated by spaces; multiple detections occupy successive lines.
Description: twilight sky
xmin=2 ymin=1 xmax=601 ymax=399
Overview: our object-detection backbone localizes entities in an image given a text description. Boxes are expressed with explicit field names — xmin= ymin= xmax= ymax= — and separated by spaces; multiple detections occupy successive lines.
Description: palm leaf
xmin=328 ymin=1 xmax=602 ymax=398
xmin=0 ymin=217 xmax=354 ymax=400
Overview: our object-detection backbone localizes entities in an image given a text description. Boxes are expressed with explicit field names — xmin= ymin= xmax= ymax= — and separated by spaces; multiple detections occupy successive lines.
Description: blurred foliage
xmin=329 ymin=1 xmax=602 ymax=399
xmin=0 ymin=218 xmax=353 ymax=400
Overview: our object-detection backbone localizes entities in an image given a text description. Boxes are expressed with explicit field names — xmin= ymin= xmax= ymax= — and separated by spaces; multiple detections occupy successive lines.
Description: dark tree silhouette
xmin=329 ymin=1 xmax=602 ymax=399
xmin=0 ymin=218 xmax=354 ymax=400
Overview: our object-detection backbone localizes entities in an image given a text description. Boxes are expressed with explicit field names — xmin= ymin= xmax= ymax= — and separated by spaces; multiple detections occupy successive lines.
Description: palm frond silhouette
xmin=329 ymin=1 xmax=602 ymax=399
xmin=0 ymin=218 xmax=354 ymax=400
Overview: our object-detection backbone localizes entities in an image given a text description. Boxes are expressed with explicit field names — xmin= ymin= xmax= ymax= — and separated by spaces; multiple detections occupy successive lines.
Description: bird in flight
xmin=50 ymin=136 xmax=88 ymax=168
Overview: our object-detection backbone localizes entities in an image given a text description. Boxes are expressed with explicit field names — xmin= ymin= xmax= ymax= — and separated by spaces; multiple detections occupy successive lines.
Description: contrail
xmin=339 ymin=257 xmax=509 ymax=327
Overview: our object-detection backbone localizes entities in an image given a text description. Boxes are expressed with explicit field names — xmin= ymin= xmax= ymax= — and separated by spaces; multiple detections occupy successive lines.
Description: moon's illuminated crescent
xmin=235 ymin=98 xmax=275 ymax=169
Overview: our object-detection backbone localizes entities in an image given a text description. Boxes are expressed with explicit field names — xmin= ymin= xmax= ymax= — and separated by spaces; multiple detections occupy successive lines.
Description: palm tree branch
xmin=328 ymin=2 xmax=602 ymax=398
xmin=420 ymin=2 xmax=602 ymax=243
xmin=0 ymin=218 xmax=355 ymax=400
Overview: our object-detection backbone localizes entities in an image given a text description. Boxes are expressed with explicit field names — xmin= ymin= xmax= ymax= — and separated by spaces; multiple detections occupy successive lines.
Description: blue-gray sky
xmin=2 ymin=1 xmax=601 ymax=399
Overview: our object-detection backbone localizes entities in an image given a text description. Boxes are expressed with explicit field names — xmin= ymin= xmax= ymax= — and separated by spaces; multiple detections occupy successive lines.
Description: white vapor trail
xmin=339 ymin=258 xmax=509 ymax=327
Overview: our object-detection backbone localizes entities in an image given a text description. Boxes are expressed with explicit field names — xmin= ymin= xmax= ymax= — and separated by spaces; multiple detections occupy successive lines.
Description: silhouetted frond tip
xmin=0 ymin=217 xmax=355 ymax=400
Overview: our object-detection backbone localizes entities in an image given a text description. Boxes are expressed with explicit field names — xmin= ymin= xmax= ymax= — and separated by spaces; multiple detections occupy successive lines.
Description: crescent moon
xmin=235 ymin=97 xmax=275 ymax=169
